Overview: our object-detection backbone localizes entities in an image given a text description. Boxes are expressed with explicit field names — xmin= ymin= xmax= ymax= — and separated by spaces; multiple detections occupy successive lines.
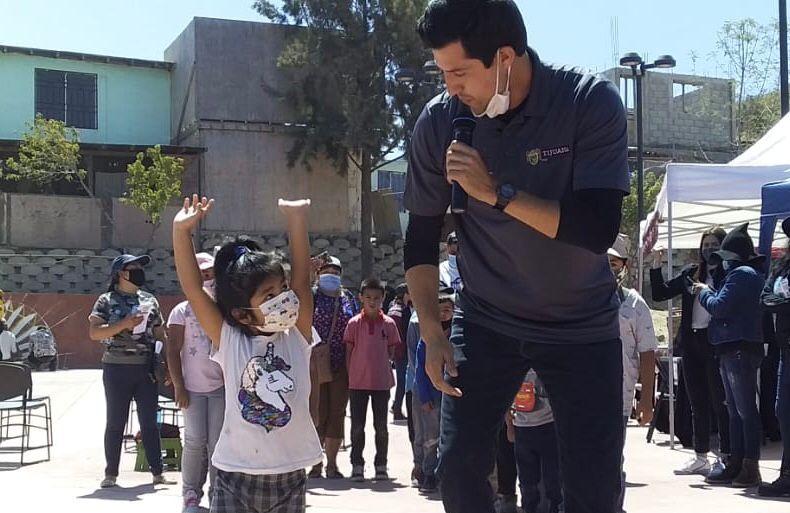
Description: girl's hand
xmin=278 ymin=198 xmax=311 ymax=218
xmin=174 ymin=195 xmax=214 ymax=234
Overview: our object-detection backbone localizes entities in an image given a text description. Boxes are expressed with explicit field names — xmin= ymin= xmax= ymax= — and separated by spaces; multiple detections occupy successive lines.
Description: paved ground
xmin=1 ymin=369 xmax=788 ymax=512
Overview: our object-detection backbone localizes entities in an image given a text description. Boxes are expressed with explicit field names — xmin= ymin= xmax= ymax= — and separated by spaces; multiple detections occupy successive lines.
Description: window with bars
xmin=34 ymin=69 xmax=98 ymax=129
xmin=376 ymin=170 xmax=407 ymax=212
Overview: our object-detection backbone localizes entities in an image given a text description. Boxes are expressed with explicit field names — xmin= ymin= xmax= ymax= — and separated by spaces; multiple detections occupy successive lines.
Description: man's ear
xmin=499 ymin=46 xmax=517 ymax=68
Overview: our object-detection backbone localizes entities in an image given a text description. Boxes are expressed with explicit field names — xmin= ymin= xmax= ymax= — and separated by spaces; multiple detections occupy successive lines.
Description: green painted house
xmin=0 ymin=45 xmax=201 ymax=198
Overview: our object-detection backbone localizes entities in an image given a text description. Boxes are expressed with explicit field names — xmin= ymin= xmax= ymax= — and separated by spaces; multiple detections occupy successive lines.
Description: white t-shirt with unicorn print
xmin=210 ymin=322 xmax=322 ymax=475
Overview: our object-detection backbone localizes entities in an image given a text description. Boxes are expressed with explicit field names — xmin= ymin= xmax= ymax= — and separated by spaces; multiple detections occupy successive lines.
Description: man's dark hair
xmin=417 ymin=0 xmax=528 ymax=67
xmin=360 ymin=278 xmax=386 ymax=295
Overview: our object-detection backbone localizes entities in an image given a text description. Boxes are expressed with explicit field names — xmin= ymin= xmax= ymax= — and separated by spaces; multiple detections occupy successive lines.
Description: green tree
xmin=253 ymin=0 xmax=433 ymax=277
xmin=716 ymin=18 xmax=779 ymax=149
xmin=739 ymin=89 xmax=781 ymax=147
xmin=2 ymin=114 xmax=86 ymax=188
xmin=122 ymin=145 xmax=185 ymax=247
xmin=621 ymin=168 xmax=663 ymax=257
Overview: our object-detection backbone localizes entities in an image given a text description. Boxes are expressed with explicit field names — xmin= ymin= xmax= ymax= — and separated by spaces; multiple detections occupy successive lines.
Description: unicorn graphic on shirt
xmin=239 ymin=342 xmax=294 ymax=431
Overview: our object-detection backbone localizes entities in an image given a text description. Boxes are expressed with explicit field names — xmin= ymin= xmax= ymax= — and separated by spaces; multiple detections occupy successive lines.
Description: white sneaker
xmin=674 ymin=456 xmax=711 ymax=475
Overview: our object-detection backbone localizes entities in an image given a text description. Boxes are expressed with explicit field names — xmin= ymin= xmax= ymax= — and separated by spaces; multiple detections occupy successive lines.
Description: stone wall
xmin=0 ymin=233 xmax=406 ymax=296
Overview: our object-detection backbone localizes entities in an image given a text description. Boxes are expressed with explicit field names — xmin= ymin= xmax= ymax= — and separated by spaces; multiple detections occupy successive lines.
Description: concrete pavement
xmin=0 ymin=369 xmax=788 ymax=512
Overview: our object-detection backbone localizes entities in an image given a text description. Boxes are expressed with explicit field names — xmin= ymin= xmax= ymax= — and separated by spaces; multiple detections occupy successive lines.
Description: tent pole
xmin=667 ymin=201 xmax=676 ymax=450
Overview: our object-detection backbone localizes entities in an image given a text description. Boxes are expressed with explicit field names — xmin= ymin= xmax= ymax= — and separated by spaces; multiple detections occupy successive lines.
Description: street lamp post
xmin=619 ymin=53 xmax=677 ymax=225
xmin=395 ymin=59 xmax=443 ymax=89
xmin=621 ymin=52 xmax=677 ymax=448
xmin=395 ymin=59 xmax=443 ymax=145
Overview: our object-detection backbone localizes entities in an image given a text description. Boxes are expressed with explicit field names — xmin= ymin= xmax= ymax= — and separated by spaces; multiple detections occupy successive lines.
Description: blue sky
xmin=0 ymin=0 xmax=780 ymax=78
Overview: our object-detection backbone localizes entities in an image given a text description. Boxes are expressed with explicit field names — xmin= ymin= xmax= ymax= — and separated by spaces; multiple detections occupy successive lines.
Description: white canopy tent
xmin=643 ymin=114 xmax=790 ymax=251
xmin=640 ymin=113 xmax=790 ymax=448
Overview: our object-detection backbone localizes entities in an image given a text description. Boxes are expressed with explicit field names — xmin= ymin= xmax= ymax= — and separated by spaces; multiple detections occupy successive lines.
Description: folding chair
xmin=0 ymin=362 xmax=53 ymax=465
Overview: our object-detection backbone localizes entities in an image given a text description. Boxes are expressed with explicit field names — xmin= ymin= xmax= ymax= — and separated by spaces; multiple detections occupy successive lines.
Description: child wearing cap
xmin=167 ymin=253 xmax=225 ymax=513
xmin=411 ymin=286 xmax=455 ymax=494
xmin=439 ymin=232 xmax=462 ymax=292
xmin=88 ymin=254 xmax=175 ymax=489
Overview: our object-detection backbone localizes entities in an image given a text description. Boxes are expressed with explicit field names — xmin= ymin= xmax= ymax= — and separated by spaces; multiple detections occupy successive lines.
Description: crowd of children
xmin=96 ymin=195 xmax=667 ymax=513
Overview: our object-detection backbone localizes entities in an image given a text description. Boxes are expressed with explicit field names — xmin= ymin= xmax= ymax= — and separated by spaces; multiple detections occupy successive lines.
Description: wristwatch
xmin=494 ymin=183 xmax=516 ymax=211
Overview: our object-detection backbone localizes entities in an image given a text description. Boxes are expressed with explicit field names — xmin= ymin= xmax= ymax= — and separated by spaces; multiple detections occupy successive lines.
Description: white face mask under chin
xmin=255 ymin=290 xmax=300 ymax=332
xmin=474 ymin=51 xmax=512 ymax=119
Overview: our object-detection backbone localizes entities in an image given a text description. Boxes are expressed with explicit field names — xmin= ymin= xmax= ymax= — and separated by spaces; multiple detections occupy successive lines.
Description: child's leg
xmin=371 ymin=390 xmax=391 ymax=468
xmin=537 ymin=423 xmax=563 ymax=512
xmin=349 ymin=390 xmax=370 ymax=467
xmin=206 ymin=388 xmax=225 ymax=501
xmin=182 ymin=392 xmax=210 ymax=500
xmin=514 ymin=426 xmax=541 ymax=513
xmin=411 ymin=393 xmax=426 ymax=475
xmin=422 ymin=399 xmax=442 ymax=478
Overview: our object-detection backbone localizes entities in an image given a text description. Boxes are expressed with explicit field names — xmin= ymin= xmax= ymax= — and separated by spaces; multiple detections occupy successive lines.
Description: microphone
xmin=450 ymin=107 xmax=476 ymax=214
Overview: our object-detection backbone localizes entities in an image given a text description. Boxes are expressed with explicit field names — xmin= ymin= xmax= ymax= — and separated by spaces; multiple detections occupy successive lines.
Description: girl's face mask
xmin=249 ymin=290 xmax=300 ymax=332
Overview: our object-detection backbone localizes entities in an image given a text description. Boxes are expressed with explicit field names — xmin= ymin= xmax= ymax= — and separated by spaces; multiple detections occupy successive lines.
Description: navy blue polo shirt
xmin=404 ymin=48 xmax=630 ymax=344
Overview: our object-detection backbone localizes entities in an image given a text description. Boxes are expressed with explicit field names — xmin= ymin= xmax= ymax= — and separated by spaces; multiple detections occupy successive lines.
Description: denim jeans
xmin=515 ymin=423 xmax=562 ymax=513
xmin=438 ymin=319 xmax=624 ymax=513
xmin=349 ymin=390 xmax=390 ymax=467
xmin=103 ymin=363 xmax=161 ymax=477
xmin=777 ymin=346 xmax=790 ymax=470
xmin=682 ymin=329 xmax=730 ymax=455
xmin=412 ymin=394 xmax=441 ymax=478
xmin=719 ymin=348 xmax=764 ymax=460
xmin=182 ymin=387 xmax=225 ymax=501
xmin=393 ymin=356 xmax=408 ymax=414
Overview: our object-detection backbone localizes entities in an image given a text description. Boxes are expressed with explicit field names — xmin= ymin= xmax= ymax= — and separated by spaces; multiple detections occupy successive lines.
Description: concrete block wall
xmin=200 ymin=232 xmax=406 ymax=289
xmin=604 ymin=68 xmax=734 ymax=156
xmin=0 ymin=247 xmax=179 ymax=295
xmin=0 ymin=234 xmax=407 ymax=296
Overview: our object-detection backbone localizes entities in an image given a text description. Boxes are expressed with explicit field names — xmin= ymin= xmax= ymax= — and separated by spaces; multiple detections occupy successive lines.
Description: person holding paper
xmin=88 ymin=254 xmax=174 ymax=489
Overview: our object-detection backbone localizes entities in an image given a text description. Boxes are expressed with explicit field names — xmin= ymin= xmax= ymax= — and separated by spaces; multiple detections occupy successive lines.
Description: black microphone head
xmin=452 ymin=107 xmax=476 ymax=145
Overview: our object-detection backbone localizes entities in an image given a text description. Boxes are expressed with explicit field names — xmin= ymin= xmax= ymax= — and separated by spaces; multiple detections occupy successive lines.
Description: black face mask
xmin=126 ymin=269 xmax=146 ymax=287
xmin=441 ymin=319 xmax=453 ymax=332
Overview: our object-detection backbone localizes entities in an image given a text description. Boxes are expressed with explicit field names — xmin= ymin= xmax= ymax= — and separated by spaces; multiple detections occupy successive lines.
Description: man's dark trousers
xmin=437 ymin=319 xmax=624 ymax=513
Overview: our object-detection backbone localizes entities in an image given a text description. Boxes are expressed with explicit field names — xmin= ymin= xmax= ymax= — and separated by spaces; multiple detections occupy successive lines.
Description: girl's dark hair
xmin=107 ymin=274 xmax=119 ymax=293
xmin=0 ymin=321 xmax=6 ymax=333
xmin=214 ymin=237 xmax=286 ymax=333
xmin=417 ymin=0 xmax=528 ymax=67
xmin=697 ymin=226 xmax=727 ymax=281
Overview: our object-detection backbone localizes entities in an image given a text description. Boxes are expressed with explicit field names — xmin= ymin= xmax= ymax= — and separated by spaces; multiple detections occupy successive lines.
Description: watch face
xmin=500 ymin=183 xmax=516 ymax=199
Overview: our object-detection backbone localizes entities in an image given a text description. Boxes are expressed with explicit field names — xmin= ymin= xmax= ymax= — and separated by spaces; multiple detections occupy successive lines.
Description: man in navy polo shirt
xmin=404 ymin=1 xmax=630 ymax=512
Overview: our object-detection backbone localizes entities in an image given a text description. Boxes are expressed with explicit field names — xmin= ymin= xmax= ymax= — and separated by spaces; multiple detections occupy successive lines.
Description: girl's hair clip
xmin=233 ymin=246 xmax=249 ymax=261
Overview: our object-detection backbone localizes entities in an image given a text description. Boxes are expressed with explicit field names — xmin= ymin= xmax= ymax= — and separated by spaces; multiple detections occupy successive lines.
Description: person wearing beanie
xmin=694 ymin=223 xmax=766 ymax=488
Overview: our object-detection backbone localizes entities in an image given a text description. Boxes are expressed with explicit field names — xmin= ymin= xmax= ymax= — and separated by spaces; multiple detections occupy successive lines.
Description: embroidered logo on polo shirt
xmin=526 ymin=145 xmax=571 ymax=166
